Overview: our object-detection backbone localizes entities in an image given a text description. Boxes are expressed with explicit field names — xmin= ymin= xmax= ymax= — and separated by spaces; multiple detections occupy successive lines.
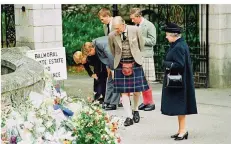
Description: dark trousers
xmin=93 ymin=72 xmax=107 ymax=103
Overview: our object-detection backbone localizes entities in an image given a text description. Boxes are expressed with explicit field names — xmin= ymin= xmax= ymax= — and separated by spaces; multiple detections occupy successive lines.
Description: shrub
xmin=62 ymin=12 xmax=104 ymax=66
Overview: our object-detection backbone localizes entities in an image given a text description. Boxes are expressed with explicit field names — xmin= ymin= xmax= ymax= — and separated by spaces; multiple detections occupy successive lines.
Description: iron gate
xmin=1 ymin=4 xmax=16 ymax=48
xmin=112 ymin=4 xmax=209 ymax=88
xmin=142 ymin=5 xmax=209 ymax=88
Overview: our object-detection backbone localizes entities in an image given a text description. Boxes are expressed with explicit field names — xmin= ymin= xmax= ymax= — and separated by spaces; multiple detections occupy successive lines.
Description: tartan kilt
xmin=114 ymin=57 xmax=149 ymax=93
xmin=142 ymin=57 xmax=156 ymax=81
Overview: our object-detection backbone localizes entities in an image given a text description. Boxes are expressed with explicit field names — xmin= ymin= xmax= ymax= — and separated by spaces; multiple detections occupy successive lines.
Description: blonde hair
xmin=73 ymin=51 xmax=83 ymax=64
xmin=112 ymin=16 xmax=125 ymax=25
xmin=98 ymin=8 xmax=112 ymax=17
xmin=130 ymin=8 xmax=142 ymax=17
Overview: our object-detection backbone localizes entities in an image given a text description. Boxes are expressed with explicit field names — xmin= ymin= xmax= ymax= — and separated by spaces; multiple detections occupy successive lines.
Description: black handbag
xmin=166 ymin=63 xmax=183 ymax=88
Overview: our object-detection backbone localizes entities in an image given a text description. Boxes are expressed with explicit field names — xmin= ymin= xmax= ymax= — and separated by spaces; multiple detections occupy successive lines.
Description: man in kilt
xmin=130 ymin=8 xmax=156 ymax=111
xmin=108 ymin=16 xmax=149 ymax=127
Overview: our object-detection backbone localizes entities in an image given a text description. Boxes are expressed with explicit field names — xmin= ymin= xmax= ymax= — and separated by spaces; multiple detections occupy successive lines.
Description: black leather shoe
xmin=102 ymin=103 xmax=109 ymax=109
xmin=170 ymin=133 xmax=179 ymax=138
xmin=124 ymin=117 xmax=133 ymax=127
xmin=138 ymin=103 xmax=146 ymax=110
xmin=133 ymin=111 xmax=140 ymax=123
xmin=174 ymin=132 xmax=188 ymax=140
xmin=144 ymin=104 xmax=155 ymax=111
xmin=118 ymin=103 xmax=123 ymax=107
xmin=105 ymin=104 xmax=117 ymax=110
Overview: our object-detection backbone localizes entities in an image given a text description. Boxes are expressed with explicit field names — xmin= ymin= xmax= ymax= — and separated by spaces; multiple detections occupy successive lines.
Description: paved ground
xmin=64 ymin=73 xmax=231 ymax=144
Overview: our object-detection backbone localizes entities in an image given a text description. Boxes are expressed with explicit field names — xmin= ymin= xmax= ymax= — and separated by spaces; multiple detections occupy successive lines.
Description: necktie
xmin=107 ymin=24 xmax=110 ymax=35
xmin=122 ymin=32 xmax=126 ymax=41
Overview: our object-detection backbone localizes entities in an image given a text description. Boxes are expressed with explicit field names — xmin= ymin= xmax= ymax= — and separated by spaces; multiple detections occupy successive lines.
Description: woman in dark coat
xmin=161 ymin=23 xmax=197 ymax=141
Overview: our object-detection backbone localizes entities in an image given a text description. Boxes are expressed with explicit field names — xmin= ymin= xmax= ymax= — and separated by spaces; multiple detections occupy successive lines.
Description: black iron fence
xmin=1 ymin=4 xmax=16 ymax=48
xmin=121 ymin=4 xmax=209 ymax=88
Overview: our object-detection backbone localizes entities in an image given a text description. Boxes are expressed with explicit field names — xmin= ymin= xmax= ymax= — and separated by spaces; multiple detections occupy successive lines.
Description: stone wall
xmin=14 ymin=4 xmax=63 ymax=50
xmin=209 ymin=5 xmax=231 ymax=88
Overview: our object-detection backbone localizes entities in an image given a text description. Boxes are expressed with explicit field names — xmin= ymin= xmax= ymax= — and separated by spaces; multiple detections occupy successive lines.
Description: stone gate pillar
xmin=14 ymin=4 xmax=63 ymax=49
xmin=209 ymin=5 xmax=231 ymax=88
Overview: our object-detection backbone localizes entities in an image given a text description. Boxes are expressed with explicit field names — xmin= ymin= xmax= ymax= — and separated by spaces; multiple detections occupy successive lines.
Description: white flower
xmin=27 ymin=111 xmax=36 ymax=122
xmin=44 ymin=132 xmax=55 ymax=141
xmin=68 ymin=102 xmax=82 ymax=114
xmin=24 ymin=121 xmax=34 ymax=130
xmin=40 ymin=109 xmax=47 ymax=115
xmin=6 ymin=118 xmax=17 ymax=128
xmin=37 ymin=126 xmax=46 ymax=133
xmin=46 ymin=121 xmax=53 ymax=128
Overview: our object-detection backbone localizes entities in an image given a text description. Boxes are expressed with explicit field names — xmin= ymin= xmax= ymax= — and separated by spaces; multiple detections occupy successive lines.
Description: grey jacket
xmin=139 ymin=18 xmax=156 ymax=57
xmin=92 ymin=36 xmax=114 ymax=70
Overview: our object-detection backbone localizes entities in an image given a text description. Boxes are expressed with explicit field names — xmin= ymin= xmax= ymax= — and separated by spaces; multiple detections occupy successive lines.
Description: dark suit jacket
xmin=83 ymin=55 xmax=106 ymax=78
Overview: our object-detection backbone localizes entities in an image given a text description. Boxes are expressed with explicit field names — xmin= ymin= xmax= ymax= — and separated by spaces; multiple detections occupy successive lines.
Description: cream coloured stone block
xmin=209 ymin=59 xmax=231 ymax=76
xmin=15 ymin=26 xmax=34 ymax=42
xmin=42 ymin=9 xmax=62 ymax=26
xmin=223 ymin=44 xmax=231 ymax=59
xmin=55 ymin=26 xmax=63 ymax=41
xmin=220 ymin=29 xmax=231 ymax=44
xmin=14 ymin=8 xmax=20 ymax=25
xmin=43 ymin=4 xmax=55 ymax=9
xmin=43 ymin=41 xmax=63 ymax=48
xmin=209 ymin=44 xmax=231 ymax=60
xmin=31 ymin=9 xmax=44 ymax=26
xmin=210 ymin=4 xmax=231 ymax=14
xmin=15 ymin=8 xmax=32 ymax=26
xmin=31 ymin=4 xmax=43 ymax=10
xmin=209 ymin=14 xmax=227 ymax=30
xmin=14 ymin=4 xmax=27 ymax=9
xmin=54 ymin=9 xmax=62 ymax=25
xmin=34 ymin=42 xmax=45 ymax=50
xmin=209 ymin=29 xmax=231 ymax=44
xmin=226 ymin=14 xmax=231 ymax=28
xmin=43 ymin=10 xmax=56 ymax=25
xmin=33 ymin=27 xmax=44 ymax=42
xmin=55 ymin=4 xmax=61 ymax=9
xmin=209 ymin=29 xmax=220 ymax=44
xmin=209 ymin=44 xmax=223 ymax=60
xmin=43 ymin=26 xmax=56 ymax=42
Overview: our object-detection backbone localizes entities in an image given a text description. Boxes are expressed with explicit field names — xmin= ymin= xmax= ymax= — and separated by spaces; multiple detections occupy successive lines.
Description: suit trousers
xmin=104 ymin=73 xmax=120 ymax=105
xmin=94 ymin=73 xmax=107 ymax=102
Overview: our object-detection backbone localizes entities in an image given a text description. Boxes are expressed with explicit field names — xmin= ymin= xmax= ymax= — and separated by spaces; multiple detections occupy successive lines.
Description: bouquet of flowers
xmin=1 ymin=72 xmax=122 ymax=144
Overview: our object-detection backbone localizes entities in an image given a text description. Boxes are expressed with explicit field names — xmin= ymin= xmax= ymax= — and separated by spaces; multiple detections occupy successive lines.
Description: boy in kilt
xmin=108 ymin=16 xmax=149 ymax=127
xmin=130 ymin=8 xmax=156 ymax=111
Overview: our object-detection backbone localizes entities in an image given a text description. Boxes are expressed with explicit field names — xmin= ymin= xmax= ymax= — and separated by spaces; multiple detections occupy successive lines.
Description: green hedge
xmin=62 ymin=12 xmax=104 ymax=66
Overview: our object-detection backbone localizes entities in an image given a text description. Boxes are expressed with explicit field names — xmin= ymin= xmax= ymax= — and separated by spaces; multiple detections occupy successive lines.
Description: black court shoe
xmin=170 ymin=133 xmax=179 ymax=138
xmin=174 ymin=132 xmax=188 ymax=140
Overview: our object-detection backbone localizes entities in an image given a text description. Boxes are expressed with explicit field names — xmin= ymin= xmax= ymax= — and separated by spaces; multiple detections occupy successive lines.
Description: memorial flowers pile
xmin=1 ymin=73 xmax=122 ymax=144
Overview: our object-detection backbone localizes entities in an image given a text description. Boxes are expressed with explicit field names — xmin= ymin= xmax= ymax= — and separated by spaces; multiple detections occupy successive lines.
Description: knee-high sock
xmin=142 ymin=86 xmax=154 ymax=105
xmin=121 ymin=95 xmax=133 ymax=118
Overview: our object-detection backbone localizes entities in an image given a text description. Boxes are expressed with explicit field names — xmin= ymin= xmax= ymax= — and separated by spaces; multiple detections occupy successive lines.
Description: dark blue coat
xmin=161 ymin=37 xmax=198 ymax=116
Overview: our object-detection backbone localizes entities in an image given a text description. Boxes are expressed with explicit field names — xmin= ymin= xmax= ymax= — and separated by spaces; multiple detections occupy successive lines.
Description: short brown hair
xmin=130 ymin=8 xmax=142 ymax=17
xmin=82 ymin=42 xmax=94 ymax=56
xmin=98 ymin=8 xmax=112 ymax=17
